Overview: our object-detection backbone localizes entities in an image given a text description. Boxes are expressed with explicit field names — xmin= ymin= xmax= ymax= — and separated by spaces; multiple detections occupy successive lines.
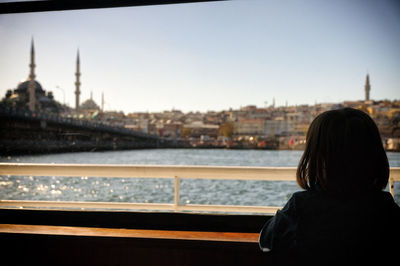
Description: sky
xmin=0 ymin=0 xmax=399 ymax=113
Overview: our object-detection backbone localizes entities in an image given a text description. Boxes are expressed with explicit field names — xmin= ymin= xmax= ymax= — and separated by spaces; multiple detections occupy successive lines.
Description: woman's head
xmin=297 ymin=108 xmax=389 ymax=195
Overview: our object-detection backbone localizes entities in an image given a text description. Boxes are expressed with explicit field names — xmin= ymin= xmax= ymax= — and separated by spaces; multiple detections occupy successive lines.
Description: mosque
xmin=1 ymin=39 xmax=101 ymax=115
xmin=1 ymin=39 xmax=62 ymax=113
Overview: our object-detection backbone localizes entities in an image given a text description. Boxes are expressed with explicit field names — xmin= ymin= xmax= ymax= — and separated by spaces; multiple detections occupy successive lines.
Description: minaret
xmin=364 ymin=74 xmax=371 ymax=101
xmin=28 ymin=38 xmax=36 ymax=112
xmin=101 ymin=92 xmax=104 ymax=112
xmin=75 ymin=49 xmax=81 ymax=111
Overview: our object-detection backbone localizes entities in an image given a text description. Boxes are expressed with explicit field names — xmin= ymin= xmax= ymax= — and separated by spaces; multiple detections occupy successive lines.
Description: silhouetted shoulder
xmin=260 ymin=190 xmax=399 ymax=265
xmin=295 ymin=190 xmax=399 ymax=265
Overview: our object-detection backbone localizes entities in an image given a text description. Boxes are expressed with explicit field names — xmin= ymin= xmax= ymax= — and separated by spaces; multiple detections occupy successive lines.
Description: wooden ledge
xmin=0 ymin=224 xmax=259 ymax=243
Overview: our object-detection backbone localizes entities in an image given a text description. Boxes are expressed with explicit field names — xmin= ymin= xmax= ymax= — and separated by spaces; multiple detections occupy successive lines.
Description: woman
xmin=259 ymin=108 xmax=400 ymax=265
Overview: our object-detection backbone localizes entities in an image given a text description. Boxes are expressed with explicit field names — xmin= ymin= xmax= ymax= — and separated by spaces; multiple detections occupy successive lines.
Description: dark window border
xmin=0 ymin=0 xmax=227 ymax=14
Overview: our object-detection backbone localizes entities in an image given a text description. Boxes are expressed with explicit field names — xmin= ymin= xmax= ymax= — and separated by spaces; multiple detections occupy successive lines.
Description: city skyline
xmin=0 ymin=0 xmax=399 ymax=113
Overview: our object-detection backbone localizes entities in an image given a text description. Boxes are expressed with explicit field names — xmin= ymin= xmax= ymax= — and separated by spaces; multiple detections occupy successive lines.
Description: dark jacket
xmin=259 ymin=191 xmax=400 ymax=266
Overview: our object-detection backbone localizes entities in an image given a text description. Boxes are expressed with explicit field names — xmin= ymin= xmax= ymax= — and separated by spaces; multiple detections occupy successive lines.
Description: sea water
xmin=1 ymin=149 xmax=399 ymax=208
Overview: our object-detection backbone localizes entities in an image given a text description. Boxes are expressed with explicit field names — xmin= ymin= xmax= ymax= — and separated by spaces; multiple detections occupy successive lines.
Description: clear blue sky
xmin=0 ymin=0 xmax=399 ymax=113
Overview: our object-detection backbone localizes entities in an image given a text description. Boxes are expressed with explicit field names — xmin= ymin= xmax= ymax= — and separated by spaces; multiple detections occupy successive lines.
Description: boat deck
xmin=0 ymin=209 xmax=272 ymax=265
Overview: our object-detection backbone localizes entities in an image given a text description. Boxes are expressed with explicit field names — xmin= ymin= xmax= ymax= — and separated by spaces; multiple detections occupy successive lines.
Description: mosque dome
xmin=80 ymin=98 xmax=100 ymax=110
xmin=15 ymin=79 xmax=45 ymax=94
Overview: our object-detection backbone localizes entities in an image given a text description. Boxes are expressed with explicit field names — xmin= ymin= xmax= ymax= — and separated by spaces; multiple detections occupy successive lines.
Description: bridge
xmin=0 ymin=106 xmax=180 ymax=155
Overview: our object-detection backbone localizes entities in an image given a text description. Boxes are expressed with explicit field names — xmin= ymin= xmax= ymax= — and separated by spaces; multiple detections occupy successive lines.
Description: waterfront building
xmin=183 ymin=121 xmax=219 ymax=139
xmin=98 ymin=110 xmax=126 ymax=127
xmin=148 ymin=119 xmax=163 ymax=136
xmin=264 ymin=118 xmax=294 ymax=137
xmin=234 ymin=118 xmax=266 ymax=136
xmin=233 ymin=105 xmax=270 ymax=121
xmin=163 ymin=120 xmax=183 ymax=139
xmin=125 ymin=118 xmax=149 ymax=134
xmin=285 ymin=112 xmax=310 ymax=124
xmin=343 ymin=100 xmax=364 ymax=109
xmin=240 ymin=105 xmax=258 ymax=112
xmin=182 ymin=111 xmax=205 ymax=125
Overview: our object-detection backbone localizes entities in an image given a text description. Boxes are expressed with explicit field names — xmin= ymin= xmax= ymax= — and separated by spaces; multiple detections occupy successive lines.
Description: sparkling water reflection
xmin=1 ymin=149 xmax=399 ymax=207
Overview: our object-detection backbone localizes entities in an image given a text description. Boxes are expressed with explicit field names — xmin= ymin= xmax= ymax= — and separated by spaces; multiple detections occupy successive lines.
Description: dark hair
xmin=296 ymin=108 xmax=389 ymax=195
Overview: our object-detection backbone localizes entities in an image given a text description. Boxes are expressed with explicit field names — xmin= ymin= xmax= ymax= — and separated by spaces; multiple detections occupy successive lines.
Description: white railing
xmin=0 ymin=163 xmax=399 ymax=214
